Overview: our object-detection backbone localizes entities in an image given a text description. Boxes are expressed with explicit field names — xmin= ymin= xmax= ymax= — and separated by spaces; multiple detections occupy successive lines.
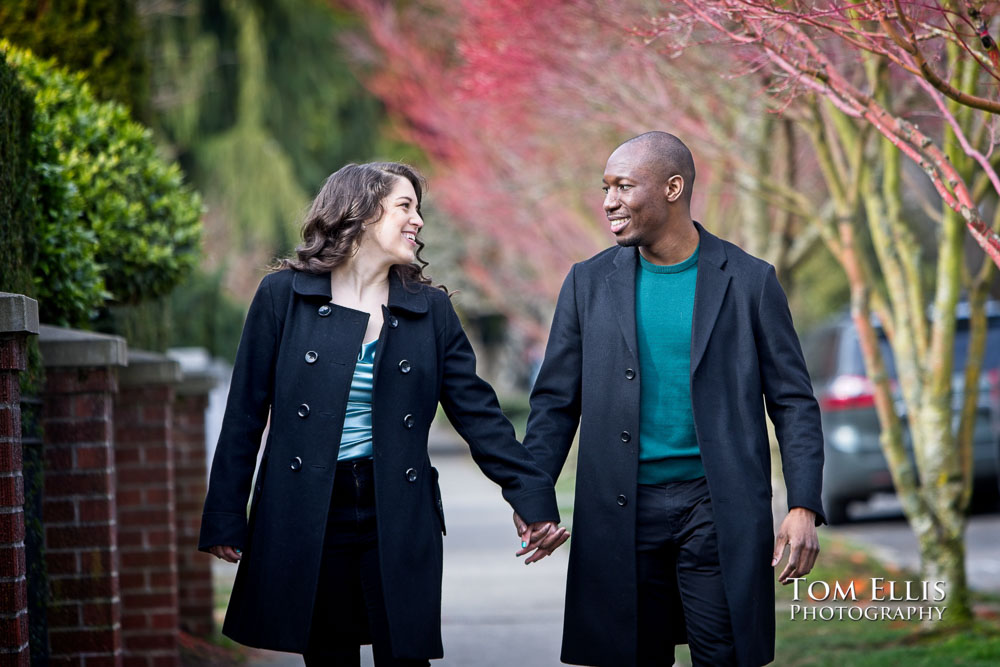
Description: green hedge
xmin=0 ymin=50 xmax=36 ymax=299
xmin=2 ymin=41 xmax=202 ymax=327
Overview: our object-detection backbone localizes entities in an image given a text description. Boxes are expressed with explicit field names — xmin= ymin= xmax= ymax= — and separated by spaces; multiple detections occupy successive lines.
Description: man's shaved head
xmin=614 ymin=132 xmax=696 ymax=204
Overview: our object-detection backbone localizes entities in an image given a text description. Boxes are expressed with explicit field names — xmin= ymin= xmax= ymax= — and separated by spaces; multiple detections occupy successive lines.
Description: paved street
xmin=221 ymin=428 xmax=999 ymax=667
xmin=825 ymin=501 xmax=1000 ymax=592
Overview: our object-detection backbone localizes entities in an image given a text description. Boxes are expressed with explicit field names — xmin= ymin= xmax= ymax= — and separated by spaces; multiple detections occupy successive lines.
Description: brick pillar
xmin=0 ymin=293 xmax=39 ymax=666
xmin=169 ymin=359 xmax=216 ymax=638
xmin=115 ymin=351 xmax=181 ymax=667
xmin=39 ymin=325 xmax=127 ymax=666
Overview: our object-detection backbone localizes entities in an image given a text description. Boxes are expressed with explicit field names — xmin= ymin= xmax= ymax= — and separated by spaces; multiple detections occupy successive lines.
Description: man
xmin=518 ymin=132 xmax=824 ymax=666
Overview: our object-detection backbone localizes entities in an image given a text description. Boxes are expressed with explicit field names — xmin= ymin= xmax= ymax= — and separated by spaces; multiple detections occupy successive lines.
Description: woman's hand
xmin=513 ymin=513 xmax=570 ymax=564
xmin=208 ymin=545 xmax=242 ymax=563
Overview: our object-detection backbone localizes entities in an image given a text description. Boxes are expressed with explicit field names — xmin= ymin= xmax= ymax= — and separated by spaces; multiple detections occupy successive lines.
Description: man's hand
xmin=208 ymin=545 xmax=242 ymax=563
xmin=772 ymin=507 xmax=819 ymax=584
xmin=513 ymin=512 xmax=570 ymax=564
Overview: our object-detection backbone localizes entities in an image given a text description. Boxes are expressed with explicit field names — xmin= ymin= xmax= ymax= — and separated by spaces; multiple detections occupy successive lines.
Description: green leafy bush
xmin=2 ymin=41 xmax=202 ymax=326
xmin=0 ymin=50 xmax=36 ymax=298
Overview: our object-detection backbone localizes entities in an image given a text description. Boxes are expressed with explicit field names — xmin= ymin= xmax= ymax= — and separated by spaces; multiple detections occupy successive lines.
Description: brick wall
xmin=171 ymin=392 xmax=213 ymax=638
xmin=0 ymin=333 xmax=29 ymax=666
xmin=42 ymin=366 xmax=123 ymax=666
xmin=115 ymin=374 xmax=179 ymax=667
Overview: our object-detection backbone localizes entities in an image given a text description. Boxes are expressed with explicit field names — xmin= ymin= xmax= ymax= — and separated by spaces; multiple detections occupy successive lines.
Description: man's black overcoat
xmin=524 ymin=223 xmax=825 ymax=667
xmin=198 ymin=269 xmax=559 ymax=658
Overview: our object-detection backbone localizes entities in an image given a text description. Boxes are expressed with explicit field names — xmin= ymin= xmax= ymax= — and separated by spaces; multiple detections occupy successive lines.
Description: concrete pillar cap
xmin=39 ymin=325 xmax=128 ymax=368
xmin=0 ymin=292 xmax=40 ymax=335
xmin=119 ymin=349 xmax=183 ymax=386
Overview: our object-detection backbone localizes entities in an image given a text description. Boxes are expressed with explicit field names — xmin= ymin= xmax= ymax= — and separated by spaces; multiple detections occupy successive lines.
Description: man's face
xmin=602 ymin=144 xmax=672 ymax=248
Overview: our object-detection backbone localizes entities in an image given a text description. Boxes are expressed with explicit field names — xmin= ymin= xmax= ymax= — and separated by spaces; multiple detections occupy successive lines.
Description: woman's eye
xmin=602 ymin=186 xmax=609 ymax=193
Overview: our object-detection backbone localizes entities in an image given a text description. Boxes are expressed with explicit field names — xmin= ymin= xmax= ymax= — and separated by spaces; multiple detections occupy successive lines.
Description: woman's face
xmin=361 ymin=176 xmax=424 ymax=265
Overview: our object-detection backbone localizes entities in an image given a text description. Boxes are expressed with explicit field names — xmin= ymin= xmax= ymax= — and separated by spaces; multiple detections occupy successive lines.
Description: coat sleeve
xmin=437 ymin=294 xmax=560 ymax=525
xmin=755 ymin=265 xmax=826 ymax=525
xmin=198 ymin=275 xmax=280 ymax=551
xmin=522 ymin=265 xmax=583 ymax=484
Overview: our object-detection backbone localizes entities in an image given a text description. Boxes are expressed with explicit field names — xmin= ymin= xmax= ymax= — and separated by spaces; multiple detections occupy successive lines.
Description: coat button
xmin=625 ymin=368 xmax=635 ymax=380
xmin=290 ymin=456 xmax=303 ymax=471
xmin=620 ymin=430 xmax=631 ymax=443
xmin=398 ymin=359 xmax=411 ymax=374
xmin=318 ymin=304 xmax=332 ymax=317
xmin=304 ymin=350 xmax=318 ymax=364
xmin=389 ymin=316 xmax=399 ymax=328
xmin=298 ymin=403 xmax=310 ymax=418
xmin=405 ymin=467 xmax=418 ymax=483
xmin=403 ymin=413 xmax=415 ymax=429
xmin=617 ymin=494 xmax=628 ymax=507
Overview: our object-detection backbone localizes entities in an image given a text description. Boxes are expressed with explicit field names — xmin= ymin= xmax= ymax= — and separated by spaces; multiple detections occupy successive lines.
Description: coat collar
xmin=605 ymin=221 xmax=730 ymax=371
xmin=291 ymin=269 xmax=429 ymax=314
xmin=690 ymin=221 xmax=730 ymax=373
xmin=607 ymin=244 xmax=639 ymax=358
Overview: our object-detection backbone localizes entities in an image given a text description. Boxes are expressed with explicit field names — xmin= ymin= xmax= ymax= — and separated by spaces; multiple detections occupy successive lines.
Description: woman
xmin=198 ymin=162 xmax=567 ymax=666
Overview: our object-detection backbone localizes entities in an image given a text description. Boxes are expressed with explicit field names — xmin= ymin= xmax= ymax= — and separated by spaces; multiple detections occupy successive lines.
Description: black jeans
xmin=636 ymin=477 xmax=735 ymax=667
xmin=303 ymin=458 xmax=429 ymax=667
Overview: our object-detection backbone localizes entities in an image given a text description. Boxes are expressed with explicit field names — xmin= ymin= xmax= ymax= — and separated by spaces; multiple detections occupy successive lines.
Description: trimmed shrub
xmin=0 ymin=50 xmax=37 ymax=298
xmin=2 ymin=41 xmax=202 ymax=326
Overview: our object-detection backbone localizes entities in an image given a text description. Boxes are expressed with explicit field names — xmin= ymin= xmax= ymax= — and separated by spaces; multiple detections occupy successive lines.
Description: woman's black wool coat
xmin=198 ymin=269 xmax=559 ymax=658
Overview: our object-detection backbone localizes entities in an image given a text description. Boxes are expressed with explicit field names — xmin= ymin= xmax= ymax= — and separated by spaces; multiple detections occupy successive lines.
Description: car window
xmin=802 ymin=327 xmax=840 ymax=380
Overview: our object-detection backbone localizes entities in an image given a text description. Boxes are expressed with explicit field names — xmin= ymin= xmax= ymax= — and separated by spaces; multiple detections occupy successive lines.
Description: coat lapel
xmin=690 ymin=222 xmax=730 ymax=373
xmin=606 ymin=246 xmax=638 ymax=358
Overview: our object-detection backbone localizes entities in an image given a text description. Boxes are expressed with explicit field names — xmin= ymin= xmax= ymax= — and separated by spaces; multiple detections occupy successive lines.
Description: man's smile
xmin=609 ymin=216 xmax=631 ymax=233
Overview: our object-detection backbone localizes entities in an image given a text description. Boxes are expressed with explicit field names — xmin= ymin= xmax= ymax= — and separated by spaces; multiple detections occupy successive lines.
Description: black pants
xmin=303 ymin=459 xmax=430 ymax=667
xmin=636 ymin=477 xmax=735 ymax=667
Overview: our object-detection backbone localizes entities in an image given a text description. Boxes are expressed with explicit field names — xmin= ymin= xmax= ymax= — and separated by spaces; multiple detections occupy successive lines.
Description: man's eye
xmin=619 ymin=184 xmax=632 ymax=191
xmin=602 ymin=186 xmax=609 ymax=193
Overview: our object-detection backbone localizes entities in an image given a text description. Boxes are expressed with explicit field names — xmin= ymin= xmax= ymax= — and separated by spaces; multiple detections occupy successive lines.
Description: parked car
xmin=802 ymin=304 xmax=1000 ymax=524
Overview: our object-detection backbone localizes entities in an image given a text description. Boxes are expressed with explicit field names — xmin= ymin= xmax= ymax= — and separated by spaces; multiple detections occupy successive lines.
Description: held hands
xmin=513 ymin=513 xmax=570 ymax=564
xmin=208 ymin=546 xmax=242 ymax=563
xmin=772 ymin=507 xmax=820 ymax=584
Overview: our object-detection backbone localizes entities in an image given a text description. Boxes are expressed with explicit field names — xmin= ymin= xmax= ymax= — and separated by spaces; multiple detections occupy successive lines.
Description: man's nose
xmin=604 ymin=189 xmax=618 ymax=211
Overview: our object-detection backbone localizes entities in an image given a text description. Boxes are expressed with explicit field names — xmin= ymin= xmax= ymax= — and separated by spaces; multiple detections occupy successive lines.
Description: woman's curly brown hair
xmin=275 ymin=162 xmax=443 ymax=291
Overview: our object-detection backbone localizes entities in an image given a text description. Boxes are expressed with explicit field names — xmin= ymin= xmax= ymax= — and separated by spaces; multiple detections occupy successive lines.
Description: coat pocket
xmin=430 ymin=466 xmax=446 ymax=536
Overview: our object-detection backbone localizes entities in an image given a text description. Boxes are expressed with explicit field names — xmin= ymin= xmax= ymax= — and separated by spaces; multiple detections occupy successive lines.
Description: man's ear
xmin=665 ymin=174 xmax=685 ymax=203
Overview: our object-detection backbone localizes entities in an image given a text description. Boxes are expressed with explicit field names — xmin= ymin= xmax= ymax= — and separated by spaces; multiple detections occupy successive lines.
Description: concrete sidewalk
xmin=240 ymin=422 xmax=569 ymax=666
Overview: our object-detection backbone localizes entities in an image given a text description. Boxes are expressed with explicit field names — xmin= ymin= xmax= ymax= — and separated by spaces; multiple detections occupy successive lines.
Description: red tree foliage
xmin=341 ymin=0 xmax=768 ymax=334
